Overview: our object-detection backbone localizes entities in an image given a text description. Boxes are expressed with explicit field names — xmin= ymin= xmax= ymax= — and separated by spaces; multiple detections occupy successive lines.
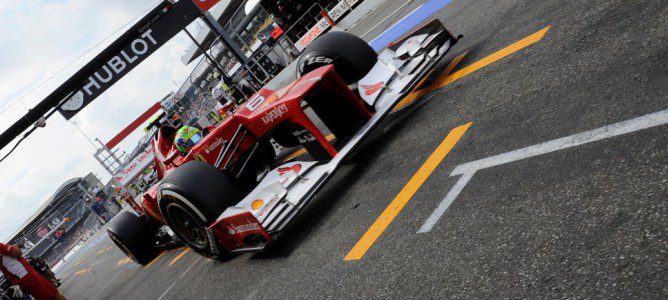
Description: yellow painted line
xmin=143 ymin=251 xmax=166 ymax=269
xmin=392 ymin=69 xmax=437 ymax=112
xmin=74 ymin=268 xmax=91 ymax=275
xmin=283 ymin=25 xmax=547 ymax=164
xmin=393 ymin=26 xmax=550 ymax=110
xmin=97 ymin=245 xmax=113 ymax=255
xmin=344 ymin=122 xmax=472 ymax=261
xmin=433 ymin=26 xmax=550 ymax=89
xmin=169 ymin=248 xmax=190 ymax=266
xmin=116 ymin=257 xmax=131 ymax=266
xmin=283 ymin=134 xmax=336 ymax=161
xmin=394 ymin=51 xmax=469 ymax=111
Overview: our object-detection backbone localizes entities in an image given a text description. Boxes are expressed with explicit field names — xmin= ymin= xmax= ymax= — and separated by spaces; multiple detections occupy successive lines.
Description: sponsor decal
xmin=261 ymin=103 xmax=288 ymax=124
xmin=360 ymin=82 xmax=384 ymax=96
xmin=61 ymin=29 xmax=159 ymax=112
xmin=292 ymin=129 xmax=317 ymax=144
xmin=61 ymin=91 xmax=84 ymax=111
xmin=299 ymin=57 xmax=333 ymax=74
xmin=304 ymin=56 xmax=333 ymax=66
xmin=278 ymin=164 xmax=302 ymax=176
xmin=295 ymin=18 xmax=330 ymax=51
xmin=204 ymin=137 xmax=226 ymax=154
xmin=36 ymin=227 xmax=49 ymax=238
xmin=301 ymin=25 xmax=323 ymax=47
xmin=115 ymin=148 xmax=154 ymax=186
xmin=228 ymin=220 xmax=261 ymax=234
xmin=245 ymin=94 xmax=266 ymax=111
xmin=327 ymin=1 xmax=351 ymax=21
xmin=251 ymin=200 xmax=264 ymax=210
xmin=257 ymin=196 xmax=279 ymax=217
xmin=57 ymin=2 xmax=201 ymax=119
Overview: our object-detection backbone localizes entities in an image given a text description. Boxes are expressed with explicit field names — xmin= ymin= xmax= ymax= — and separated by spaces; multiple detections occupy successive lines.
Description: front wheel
xmin=297 ymin=31 xmax=378 ymax=84
xmin=159 ymin=161 xmax=243 ymax=259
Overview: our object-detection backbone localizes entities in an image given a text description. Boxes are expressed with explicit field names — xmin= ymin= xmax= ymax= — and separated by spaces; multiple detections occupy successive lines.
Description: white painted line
xmin=417 ymin=172 xmax=475 ymax=233
xmin=345 ymin=0 xmax=393 ymax=32
xmin=452 ymin=109 xmax=668 ymax=175
xmin=158 ymin=257 xmax=201 ymax=300
xmin=243 ymin=277 xmax=270 ymax=300
xmin=360 ymin=2 xmax=420 ymax=38
xmin=419 ymin=108 xmax=668 ymax=233
xmin=244 ymin=289 xmax=259 ymax=300
xmin=92 ymin=270 xmax=122 ymax=300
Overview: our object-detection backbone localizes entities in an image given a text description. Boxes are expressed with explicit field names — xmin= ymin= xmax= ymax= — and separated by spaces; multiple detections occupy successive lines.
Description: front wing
xmin=207 ymin=20 xmax=459 ymax=254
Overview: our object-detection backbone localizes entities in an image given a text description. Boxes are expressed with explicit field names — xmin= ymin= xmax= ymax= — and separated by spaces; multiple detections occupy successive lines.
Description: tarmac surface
xmin=56 ymin=0 xmax=667 ymax=298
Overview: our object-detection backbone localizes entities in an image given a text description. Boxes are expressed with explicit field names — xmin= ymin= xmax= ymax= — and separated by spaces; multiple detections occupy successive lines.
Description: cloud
xmin=0 ymin=0 xmax=199 ymax=242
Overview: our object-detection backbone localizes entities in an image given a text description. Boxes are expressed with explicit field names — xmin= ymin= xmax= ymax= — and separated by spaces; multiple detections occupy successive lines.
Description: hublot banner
xmin=58 ymin=1 xmax=201 ymax=119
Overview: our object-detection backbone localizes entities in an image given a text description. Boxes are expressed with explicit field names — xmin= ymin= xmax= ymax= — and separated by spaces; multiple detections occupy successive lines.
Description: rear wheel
xmin=159 ymin=161 xmax=243 ymax=259
xmin=107 ymin=211 xmax=159 ymax=265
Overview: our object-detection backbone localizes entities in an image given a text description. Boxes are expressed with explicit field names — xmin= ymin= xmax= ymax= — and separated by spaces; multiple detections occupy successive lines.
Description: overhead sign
xmin=58 ymin=1 xmax=201 ymax=119
xmin=191 ymin=0 xmax=221 ymax=13
xmin=115 ymin=148 xmax=155 ymax=186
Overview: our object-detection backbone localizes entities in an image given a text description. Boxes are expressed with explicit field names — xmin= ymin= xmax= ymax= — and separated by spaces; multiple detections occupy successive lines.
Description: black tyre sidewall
xmin=158 ymin=161 xmax=242 ymax=258
xmin=161 ymin=197 xmax=219 ymax=259
xmin=297 ymin=31 xmax=377 ymax=84
xmin=107 ymin=211 xmax=157 ymax=265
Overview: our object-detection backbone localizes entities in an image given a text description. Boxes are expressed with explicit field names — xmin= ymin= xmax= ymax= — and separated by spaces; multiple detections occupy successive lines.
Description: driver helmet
xmin=174 ymin=125 xmax=203 ymax=154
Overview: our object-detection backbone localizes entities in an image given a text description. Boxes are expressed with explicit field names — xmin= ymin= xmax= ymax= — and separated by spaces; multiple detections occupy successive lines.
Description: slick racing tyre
xmin=107 ymin=211 xmax=159 ymax=265
xmin=158 ymin=161 xmax=243 ymax=259
xmin=297 ymin=31 xmax=377 ymax=84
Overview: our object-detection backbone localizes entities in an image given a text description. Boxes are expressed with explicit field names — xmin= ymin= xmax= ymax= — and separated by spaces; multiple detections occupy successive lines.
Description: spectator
xmin=0 ymin=243 xmax=65 ymax=300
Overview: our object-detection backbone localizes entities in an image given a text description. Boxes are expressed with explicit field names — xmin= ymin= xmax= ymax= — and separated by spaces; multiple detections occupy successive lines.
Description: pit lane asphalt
xmin=57 ymin=0 xmax=667 ymax=298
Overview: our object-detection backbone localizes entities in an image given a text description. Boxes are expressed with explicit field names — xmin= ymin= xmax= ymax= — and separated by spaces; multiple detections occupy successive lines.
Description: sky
xmin=0 ymin=0 xmax=203 ymax=241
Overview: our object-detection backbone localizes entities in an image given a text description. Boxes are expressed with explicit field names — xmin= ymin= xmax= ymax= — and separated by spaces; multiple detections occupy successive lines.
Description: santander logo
xmin=360 ymin=82 xmax=384 ymax=96
xmin=204 ymin=137 xmax=226 ymax=154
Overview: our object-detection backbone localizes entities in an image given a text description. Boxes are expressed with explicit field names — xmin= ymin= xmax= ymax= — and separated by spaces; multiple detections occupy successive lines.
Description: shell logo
xmin=251 ymin=200 xmax=264 ymax=210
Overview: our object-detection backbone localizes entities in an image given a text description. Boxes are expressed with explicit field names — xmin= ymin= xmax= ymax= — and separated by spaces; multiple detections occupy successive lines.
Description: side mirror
xmin=163 ymin=149 xmax=181 ymax=165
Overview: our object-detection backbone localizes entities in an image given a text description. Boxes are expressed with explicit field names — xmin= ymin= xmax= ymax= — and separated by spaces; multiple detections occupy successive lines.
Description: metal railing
xmin=176 ymin=0 xmax=356 ymax=117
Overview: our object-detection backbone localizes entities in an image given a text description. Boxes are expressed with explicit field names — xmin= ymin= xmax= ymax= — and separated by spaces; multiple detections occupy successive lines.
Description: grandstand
xmin=6 ymin=173 xmax=116 ymax=265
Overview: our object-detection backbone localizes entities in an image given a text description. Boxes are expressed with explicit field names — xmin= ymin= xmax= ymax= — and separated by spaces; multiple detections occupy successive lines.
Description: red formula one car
xmin=108 ymin=20 xmax=460 ymax=263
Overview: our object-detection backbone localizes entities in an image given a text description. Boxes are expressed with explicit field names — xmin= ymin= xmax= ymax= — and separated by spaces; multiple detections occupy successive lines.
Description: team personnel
xmin=0 ymin=243 xmax=65 ymax=300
